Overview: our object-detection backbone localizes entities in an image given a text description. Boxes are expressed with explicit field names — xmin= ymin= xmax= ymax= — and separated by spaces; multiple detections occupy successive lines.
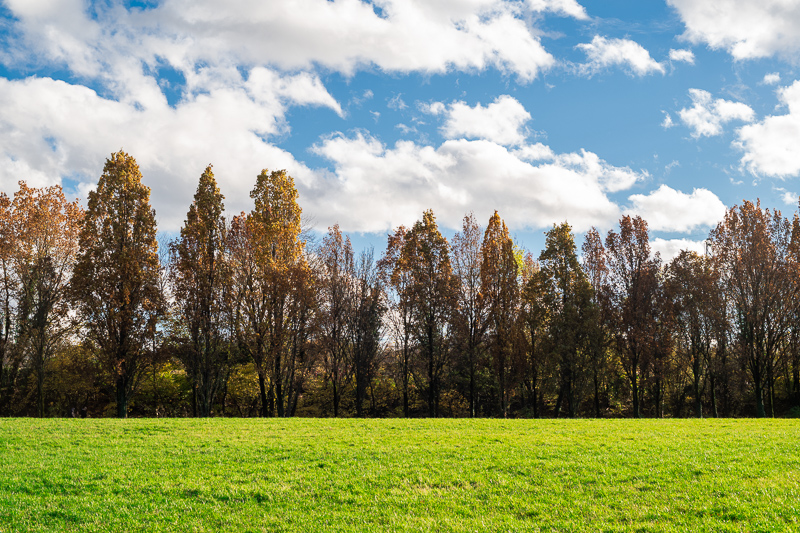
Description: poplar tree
xmin=451 ymin=213 xmax=486 ymax=417
xmin=400 ymin=210 xmax=457 ymax=417
xmin=72 ymin=151 xmax=164 ymax=418
xmin=539 ymin=222 xmax=594 ymax=418
xmin=605 ymin=215 xmax=659 ymax=418
xmin=480 ymin=211 xmax=519 ymax=418
xmin=170 ymin=165 xmax=230 ymax=417
xmin=232 ymin=168 xmax=310 ymax=417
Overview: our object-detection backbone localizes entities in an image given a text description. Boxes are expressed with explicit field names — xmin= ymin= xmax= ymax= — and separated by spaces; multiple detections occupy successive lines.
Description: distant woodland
xmin=1 ymin=150 xmax=798 ymax=419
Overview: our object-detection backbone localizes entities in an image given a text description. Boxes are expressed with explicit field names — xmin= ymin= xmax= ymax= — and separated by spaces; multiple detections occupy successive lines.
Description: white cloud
xmin=662 ymin=113 xmax=675 ymax=129
xmin=388 ymin=94 xmax=407 ymax=110
xmin=3 ymin=0 xmax=567 ymax=85
xmin=627 ymin=185 xmax=726 ymax=233
xmin=668 ymin=0 xmax=800 ymax=60
xmin=678 ymin=88 xmax=754 ymax=137
xmin=763 ymin=72 xmax=781 ymax=85
xmin=737 ymin=80 xmax=800 ymax=178
xmin=782 ymin=191 xmax=798 ymax=205
xmin=576 ymin=36 xmax=665 ymax=76
xmin=0 ymin=75 xmax=327 ymax=231
xmin=669 ymin=48 xmax=695 ymax=64
xmin=651 ymin=238 xmax=707 ymax=262
xmin=527 ymin=0 xmax=589 ymax=19
xmin=310 ymin=133 xmax=647 ymax=233
xmin=435 ymin=95 xmax=532 ymax=146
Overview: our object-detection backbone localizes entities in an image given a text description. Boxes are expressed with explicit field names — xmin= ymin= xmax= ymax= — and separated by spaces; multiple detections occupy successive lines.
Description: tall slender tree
xmin=451 ymin=213 xmax=486 ymax=417
xmin=401 ymin=210 xmax=457 ymax=417
xmin=232 ymin=168 xmax=310 ymax=417
xmin=169 ymin=165 xmax=231 ymax=417
xmin=539 ymin=222 xmax=594 ymax=418
xmin=317 ymin=224 xmax=355 ymax=417
xmin=481 ymin=211 xmax=519 ymax=417
xmin=605 ymin=215 xmax=659 ymax=418
xmin=72 ymin=151 xmax=164 ymax=418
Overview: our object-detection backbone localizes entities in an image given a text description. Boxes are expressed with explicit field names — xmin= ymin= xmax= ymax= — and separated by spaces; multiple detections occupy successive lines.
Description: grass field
xmin=0 ymin=419 xmax=798 ymax=532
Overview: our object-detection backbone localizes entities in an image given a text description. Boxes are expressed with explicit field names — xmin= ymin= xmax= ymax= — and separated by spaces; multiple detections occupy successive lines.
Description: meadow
xmin=0 ymin=419 xmax=798 ymax=532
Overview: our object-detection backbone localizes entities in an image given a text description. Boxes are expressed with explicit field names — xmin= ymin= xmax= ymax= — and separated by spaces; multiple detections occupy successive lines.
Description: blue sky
xmin=2 ymin=0 xmax=800 ymax=258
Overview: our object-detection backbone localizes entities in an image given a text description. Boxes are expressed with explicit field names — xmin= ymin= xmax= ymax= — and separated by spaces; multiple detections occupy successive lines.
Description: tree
xmin=480 ymin=211 xmax=519 ymax=417
xmin=538 ymin=222 xmax=595 ymax=418
xmin=400 ymin=210 xmax=457 ymax=417
xmin=451 ymin=213 xmax=486 ymax=417
xmin=665 ymin=251 xmax=721 ymax=418
xmin=0 ymin=191 xmax=13 ymax=412
xmin=231 ymin=168 xmax=310 ymax=417
xmin=709 ymin=201 xmax=798 ymax=417
xmin=605 ymin=215 xmax=659 ymax=418
xmin=581 ymin=227 xmax=611 ymax=417
xmin=11 ymin=182 xmax=83 ymax=417
xmin=72 ymin=151 xmax=164 ymax=418
xmin=316 ymin=224 xmax=355 ymax=417
xmin=351 ymin=248 xmax=384 ymax=417
xmin=379 ymin=226 xmax=415 ymax=417
xmin=169 ymin=165 xmax=231 ymax=417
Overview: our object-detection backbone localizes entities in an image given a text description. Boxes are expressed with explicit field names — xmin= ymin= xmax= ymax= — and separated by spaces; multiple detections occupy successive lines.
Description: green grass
xmin=0 ymin=419 xmax=798 ymax=532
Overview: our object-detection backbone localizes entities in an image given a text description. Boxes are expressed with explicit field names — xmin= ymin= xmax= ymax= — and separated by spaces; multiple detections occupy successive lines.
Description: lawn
xmin=0 ymin=419 xmax=798 ymax=532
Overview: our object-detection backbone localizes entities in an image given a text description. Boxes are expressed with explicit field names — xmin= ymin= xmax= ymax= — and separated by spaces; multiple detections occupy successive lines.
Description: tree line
xmin=1 ymin=151 xmax=799 ymax=419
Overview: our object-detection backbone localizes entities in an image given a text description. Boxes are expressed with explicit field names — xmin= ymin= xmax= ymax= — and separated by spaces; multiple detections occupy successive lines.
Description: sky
xmin=1 ymin=0 xmax=800 ymax=259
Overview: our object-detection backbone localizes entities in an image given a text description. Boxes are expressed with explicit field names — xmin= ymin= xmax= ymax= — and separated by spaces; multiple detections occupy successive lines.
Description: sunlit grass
xmin=0 ymin=418 xmax=798 ymax=532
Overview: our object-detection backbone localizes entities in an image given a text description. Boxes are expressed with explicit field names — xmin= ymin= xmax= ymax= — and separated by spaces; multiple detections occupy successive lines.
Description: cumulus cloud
xmin=668 ymin=48 xmax=695 ymax=64
xmin=678 ymin=88 xmax=755 ymax=137
xmin=434 ymin=95 xmax=532 ymax=146
xmin=737 ymin=80 xmax=800 ymax=178
xmin=651 ymin=238 xmax=707 ymax=262
xmin=0 ymin=75 xmax=333 ymax=231
xmin=310 ymin=133 xmax=647 ymax=233
xmin=668 ymin=0 xmax=800 ymax=60
xmin=527 ymin=0 xmax=589 ymax=19
xmin=763 ymin=72 xmax=781 ymax=85
xmin=3 ymin=0 xmax=567 ymax=84
xmin=576 ymin=36 xmax=665 ymax=76
xmin=627 ymin=184 xmax=727 ymax=233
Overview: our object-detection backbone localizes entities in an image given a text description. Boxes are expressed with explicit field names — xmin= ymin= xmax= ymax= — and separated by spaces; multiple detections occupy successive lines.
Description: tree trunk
xmin=116 ymin=375 xmax=128 ymax=418
xmin=258 ymin=371 xmax=268 ymax=417
xmin=631 ymin=371 xmax=640 ymax=419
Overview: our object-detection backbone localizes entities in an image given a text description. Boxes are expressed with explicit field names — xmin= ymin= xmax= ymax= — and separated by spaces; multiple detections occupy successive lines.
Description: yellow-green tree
xmin=12 ymin=182 xmax=83 ymax=417
xmin=72 ymin=151 xmax=164 ymax=418
xmin=169 ymin=165 xmax=231 ymax=417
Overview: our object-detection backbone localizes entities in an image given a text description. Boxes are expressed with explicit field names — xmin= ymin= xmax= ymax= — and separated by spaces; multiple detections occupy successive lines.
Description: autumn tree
xmin=538 ymin=222 xmax=595 ymax=418
xmin=72 ymin=151 xmax=164 ymax=418
xmin=351 ymin=248 xmax=384 ymax=417
xmin=605 ymin=215 xmax=659 ymax=418
xmin=0 ymin=192 xmax=13 ymax=412
xmin=11 ymin=182 xmax=83 ymax=417
xmin=379 ymin=226 xmax=415 ymax=416
xmin=480 ymin=211 xmax=519 ymax=417
xmin=519 ymin=254 xmax=547 ymax=418
xmin=451 ymin=213 xmax=486 ymax=417
xmin=316 ymin=224 xmax=355 ymax=417
xmin=664 ymin=251 xmax=721 ymax=418
xmin=709 ymin=201 xmax=798 ymax=417
xmin=401 ymin=210 xmax=457 ymax=417
xmin=169 ymin=165 xmax=231 ymax=417
xmin=230 ymin=168 xmax=311 ymax=417
xmin=581 ymin=227 xmax=611 ymax=417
